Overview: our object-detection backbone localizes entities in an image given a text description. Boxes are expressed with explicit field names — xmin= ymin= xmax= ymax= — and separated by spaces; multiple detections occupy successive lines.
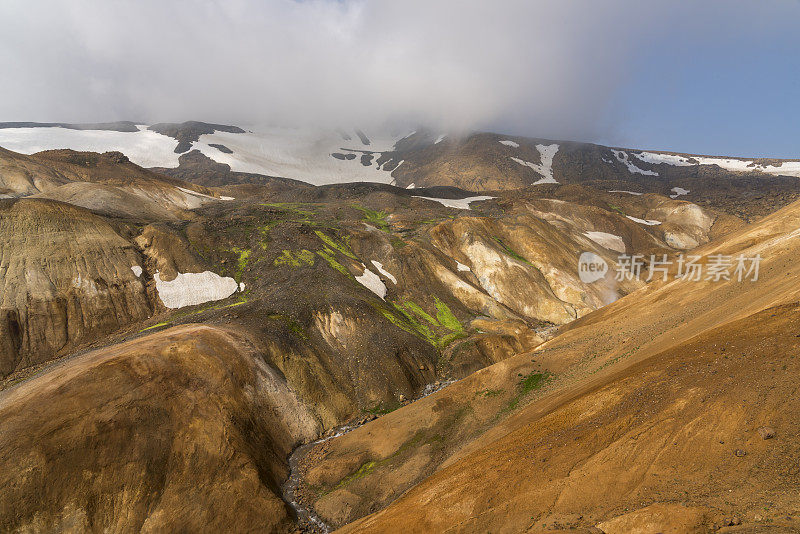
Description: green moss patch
xmin=266 ymin=313 xmax=308 ymax=340
xmin=230 ymin=247 xmax=251 ymax=282
xmin=504 ymin=371 xmax=554 ymax=412
xmin=365 ymin=400 xmax=402 ymax=415
xmin=352 ymin=204 xmax=390 ymax=231
xmin=274 ymin=249 xmax=316 ymax=268
xmin=376 ymin=298 xmax=465 ymax=349
xmin=317 ymin=248 xmax=351 ymax=277
xmin=434 ymin=297 xmax=462 ymax=332
xmin=334 ymin=461 xmax=379 ymax=490
xmin=314 ymin=230 xmax=357 ymax=260
xmin=139 ymin=321 xmax=171 ymax=333
xmin=401 ymin=301 xmax=438 ymax=327
xmin=608 ymin=204 xmax=626 ymax=216
xmin=492 ymin=237 xmax=532 ymax=265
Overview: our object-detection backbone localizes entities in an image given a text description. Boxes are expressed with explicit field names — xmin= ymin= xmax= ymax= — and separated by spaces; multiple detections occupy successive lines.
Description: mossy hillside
xmin=317 ymin=248 xmax=352 ymax=277
xmin=373 ymin=296 xmax=465 ymax=350
xmin=314 ymin=230 xmax=357 ymax=260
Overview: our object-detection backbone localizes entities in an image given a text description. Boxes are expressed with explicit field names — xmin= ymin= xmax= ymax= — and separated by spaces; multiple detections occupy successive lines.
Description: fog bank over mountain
xmin=1 ymin=0 xmax=798 ymax=145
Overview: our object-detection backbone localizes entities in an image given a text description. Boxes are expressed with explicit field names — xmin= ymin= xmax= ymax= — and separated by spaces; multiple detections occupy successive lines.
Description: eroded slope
xmin=300 ymin=193 xmax=800 ymax=532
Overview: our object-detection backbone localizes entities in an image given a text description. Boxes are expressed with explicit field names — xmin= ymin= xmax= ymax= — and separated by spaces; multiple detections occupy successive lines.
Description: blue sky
xmin=608 ymin=18 xmax=800 ymax=158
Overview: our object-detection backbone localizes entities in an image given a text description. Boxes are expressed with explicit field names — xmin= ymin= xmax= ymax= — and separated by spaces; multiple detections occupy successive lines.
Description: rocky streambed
xmin=282 ymin=379 xmax=457 ymax=532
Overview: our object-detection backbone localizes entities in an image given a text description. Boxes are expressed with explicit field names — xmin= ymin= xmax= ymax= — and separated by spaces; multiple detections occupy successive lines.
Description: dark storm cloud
xmin=0 ymin=0 xmax=797 ymax=140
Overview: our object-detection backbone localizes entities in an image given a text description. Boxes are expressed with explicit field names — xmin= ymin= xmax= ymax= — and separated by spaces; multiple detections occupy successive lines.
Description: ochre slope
xmin=0 ymin=324 xmax=318 ymax=533
xmin=302 ymin=196 xmax=800 ymax=531
xmin=341 ymin=304 xmax=800 ymax=532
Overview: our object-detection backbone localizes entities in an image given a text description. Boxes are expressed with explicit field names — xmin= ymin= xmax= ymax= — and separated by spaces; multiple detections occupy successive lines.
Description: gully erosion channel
xmin=281 ymin=379 xmax=457 ymax=532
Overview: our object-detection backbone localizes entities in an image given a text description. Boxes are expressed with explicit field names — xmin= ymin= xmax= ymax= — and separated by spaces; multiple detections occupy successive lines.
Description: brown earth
xmin=0 ymin=324 xmax=317 ymax=533
xmin=0 ymin=147 xmax=221 ymax=220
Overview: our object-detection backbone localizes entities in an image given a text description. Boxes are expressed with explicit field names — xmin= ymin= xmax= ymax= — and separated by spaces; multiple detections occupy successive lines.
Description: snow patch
xmin=434 ymin=134 xmax=446 ymax=144
xmin=634 ymin=151 xmax=800 ymax=177
xmin=499 ymin=140 xmax=520 ymax=148
xmin=0 ymin=126 xmax=182 ymax=168
xmin=371 ymin=260 xmax=397 ymax=284
xmin=748 ymin=161 xmax=800 ymax=177
xmin=406 ymin=183 xmax=415 ymax=189
xmin=583 ymin=231 xmax=626 ymax=253
xmin=634 ymin=152 xmax=694 ymax=166
xmin=154 ymin=270 xmax=239 ymax=309
xmin=355 ymin=265 xmax=387 ymax=299
xmin=510 ymin=143 xmax=560 ymax=184
xmin=456 ymin=261 xmax=471 ymax=272
xmin=176 ymin=186 xmax=216 ymax=199
xmin=415 ymin=195 xmax=494 ymax=210
xmin=689 ymin=156 xmax=800 ymax=176
xmin=131 ymin=265 xmax=143 ymax=278
xmin=239 ymin=282 xmax=246 ymax=291
xmin=190 ymin=127 xmax=406 ymax=185
xmin=71 ymin=275 xmax=102 ymax=297
xmin=692 ymin=156 xmax=754 ymax=172
xmin=611 ymin=150 xmax=659 ymax=176
xmin=220 ymin=196 xmax=235 ymax=201
xmin=608 ymin=190 xmax=643 ymax=195
xmin=626 ymin=216 xmax=661 ymax=226
xmin=670 ymin=187 xmax=690 ymax=199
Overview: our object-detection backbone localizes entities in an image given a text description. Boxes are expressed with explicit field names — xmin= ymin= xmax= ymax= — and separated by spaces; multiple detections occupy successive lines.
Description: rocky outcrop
xmin=152 ymin=150 xmax=308 ymax=189
xmin=0 ymin=199 xmax=152 ymax=376
xmin=148 ymin=121 xmax=246 ymax=153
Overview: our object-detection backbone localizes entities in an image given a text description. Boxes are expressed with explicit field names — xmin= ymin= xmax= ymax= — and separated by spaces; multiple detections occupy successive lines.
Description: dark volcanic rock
xmin=208 ymin=143 xmax=233 ymax=154
xmin=148 ymin=121 xmax=246 ymax=153
xmin=152 ymin=150 xmax=307 ymax=189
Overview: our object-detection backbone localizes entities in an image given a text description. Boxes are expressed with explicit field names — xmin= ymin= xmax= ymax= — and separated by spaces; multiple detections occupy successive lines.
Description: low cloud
xmin=0 ymin=0 xmax=796 ymax=141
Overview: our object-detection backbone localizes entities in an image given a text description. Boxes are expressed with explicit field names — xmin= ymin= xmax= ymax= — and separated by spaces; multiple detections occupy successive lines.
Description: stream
xmin=281 ymin=379 xmax=457 ymax=532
